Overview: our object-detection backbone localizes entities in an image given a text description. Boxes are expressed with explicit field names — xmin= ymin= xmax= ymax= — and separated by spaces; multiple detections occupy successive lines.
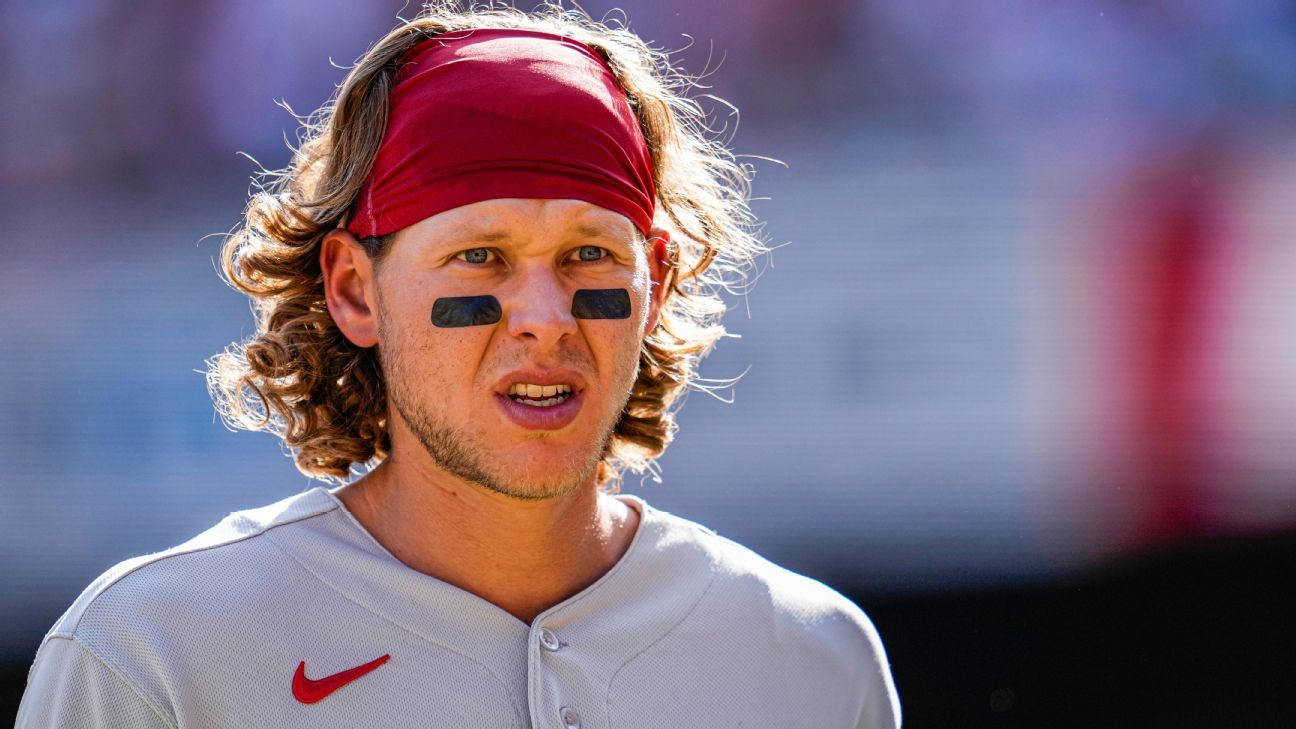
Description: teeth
xmin=508 ymin=383 xmax=573 ymax=397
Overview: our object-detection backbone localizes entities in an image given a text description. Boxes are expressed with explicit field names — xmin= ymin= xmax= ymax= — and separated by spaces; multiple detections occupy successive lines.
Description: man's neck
xmin=333 ymin=457 xmax=640 ymax=626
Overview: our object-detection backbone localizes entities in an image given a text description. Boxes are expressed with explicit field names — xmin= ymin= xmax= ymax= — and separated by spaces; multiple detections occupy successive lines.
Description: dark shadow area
xmin=1 ymin=664 xmax=26 ymax=724
xmin=5 ymin=528 xmax=1295 ymax=726
xmin=853 ymin=528 xmax=1296 ymax=729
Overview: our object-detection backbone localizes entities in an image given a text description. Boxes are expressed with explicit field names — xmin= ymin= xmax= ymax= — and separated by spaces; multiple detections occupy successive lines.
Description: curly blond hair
xmin=207 ymin=1 xmax=768 ymax=490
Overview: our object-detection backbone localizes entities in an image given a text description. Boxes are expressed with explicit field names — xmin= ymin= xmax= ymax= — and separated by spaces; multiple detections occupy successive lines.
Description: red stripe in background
xmin=1124 ymin=172 xmax=1219 ymax=547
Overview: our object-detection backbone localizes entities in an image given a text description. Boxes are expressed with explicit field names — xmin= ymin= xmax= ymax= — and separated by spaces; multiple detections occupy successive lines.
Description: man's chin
xmin=423 ymin=433 xmax=604 ymax=501
xmin=468 ymin=459 xmax=601 ymax=501
xmin=394 ymin=395 xmax=611 ymax=500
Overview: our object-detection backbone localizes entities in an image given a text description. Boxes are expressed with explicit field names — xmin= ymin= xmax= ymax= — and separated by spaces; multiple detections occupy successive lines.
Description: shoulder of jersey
xmin=642 ymin=502 xmax=888 ymax=655
xmin=625 ymin=502 xmax=900 ymax=728
xmin=44 ymin=488 xmax=339 ymax=642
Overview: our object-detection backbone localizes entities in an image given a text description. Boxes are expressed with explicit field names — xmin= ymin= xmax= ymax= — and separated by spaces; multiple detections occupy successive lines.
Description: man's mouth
xmin=506 ymin=382 xmax=575 ymax=408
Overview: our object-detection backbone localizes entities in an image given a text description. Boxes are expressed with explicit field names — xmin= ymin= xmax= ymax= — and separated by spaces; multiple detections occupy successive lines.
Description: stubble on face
xmin=376 ymin=300 xmax=639 ymax=501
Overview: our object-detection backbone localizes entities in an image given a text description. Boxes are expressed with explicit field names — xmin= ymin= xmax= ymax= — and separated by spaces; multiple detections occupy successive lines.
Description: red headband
xmin=346 ymin=28 xmax=657 ymax=238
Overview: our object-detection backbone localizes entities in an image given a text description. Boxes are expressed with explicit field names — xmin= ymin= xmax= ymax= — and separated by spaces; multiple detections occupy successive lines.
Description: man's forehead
xmin=434 ymin=201 xmax=639 ymax=241
xmin=453 ymin=220 xmax=634 ymax=243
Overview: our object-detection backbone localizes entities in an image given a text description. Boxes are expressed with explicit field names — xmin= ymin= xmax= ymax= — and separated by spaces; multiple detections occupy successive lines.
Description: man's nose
xmin=502 ymin=266 xmax=578 ymax=348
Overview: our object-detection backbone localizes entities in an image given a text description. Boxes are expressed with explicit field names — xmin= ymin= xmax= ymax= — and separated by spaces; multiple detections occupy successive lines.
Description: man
xmin=18 ymin=3 xmax=900 ymax=727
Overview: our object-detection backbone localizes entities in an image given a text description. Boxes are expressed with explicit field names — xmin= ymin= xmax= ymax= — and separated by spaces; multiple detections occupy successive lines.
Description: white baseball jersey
xmin=17 ymin=487 xmax=901 ymax=728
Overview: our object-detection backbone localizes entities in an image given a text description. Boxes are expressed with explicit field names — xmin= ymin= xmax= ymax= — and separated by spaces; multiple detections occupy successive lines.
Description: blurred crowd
xmin=6 ymin=2 xmax=1295 ymax=183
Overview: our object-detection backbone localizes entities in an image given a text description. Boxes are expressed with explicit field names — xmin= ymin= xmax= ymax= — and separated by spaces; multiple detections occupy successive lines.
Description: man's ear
xmin=320 ymin=230 xmax=380 ymax=348
xmin=643 ymin=227 xmax=673 ymax=337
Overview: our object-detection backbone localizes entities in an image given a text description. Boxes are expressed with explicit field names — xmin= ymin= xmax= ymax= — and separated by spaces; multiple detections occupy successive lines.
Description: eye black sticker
xmin=571 ymin=288 xmax=631 ymax=320
xmin=431 ymin=295 xmax=502 ymax=328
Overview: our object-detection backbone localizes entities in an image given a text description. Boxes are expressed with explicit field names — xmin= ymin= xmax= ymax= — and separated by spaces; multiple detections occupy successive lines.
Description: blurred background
xmin=3 ymin=1 xmax=1295 ymax=726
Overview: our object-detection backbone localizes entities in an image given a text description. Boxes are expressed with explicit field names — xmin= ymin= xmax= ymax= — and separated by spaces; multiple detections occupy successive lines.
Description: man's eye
xmin=457 ymin=248 xmax=493 ymax=264
xmin=575 ymin=245 xmax=606 ymax=262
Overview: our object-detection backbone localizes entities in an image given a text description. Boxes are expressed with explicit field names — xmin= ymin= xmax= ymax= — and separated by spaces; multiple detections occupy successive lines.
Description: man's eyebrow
xmin=459 ymin=230 xmax=513 ymax=243
xmin=573 ymin=222 xmax=627 ymax=240
xmin=576 ymin=223 xmax=647 ymax=250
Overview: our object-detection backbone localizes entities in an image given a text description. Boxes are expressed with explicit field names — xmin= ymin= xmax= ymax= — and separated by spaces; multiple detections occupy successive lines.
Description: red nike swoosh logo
xmin=292 ymin=654 xmax=390 ymax=704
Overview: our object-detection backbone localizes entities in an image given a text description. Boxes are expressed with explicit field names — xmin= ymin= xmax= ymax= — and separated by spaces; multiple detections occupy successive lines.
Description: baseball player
xmin=17 ymin=3 xmax=901 ymax=727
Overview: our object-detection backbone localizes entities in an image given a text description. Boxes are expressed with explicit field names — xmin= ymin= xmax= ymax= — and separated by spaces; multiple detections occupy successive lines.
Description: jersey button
xmin=539 ymin=627 xmax=562 ymax=652
xmin=559 ymin=705 xmax=581 ymax=728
